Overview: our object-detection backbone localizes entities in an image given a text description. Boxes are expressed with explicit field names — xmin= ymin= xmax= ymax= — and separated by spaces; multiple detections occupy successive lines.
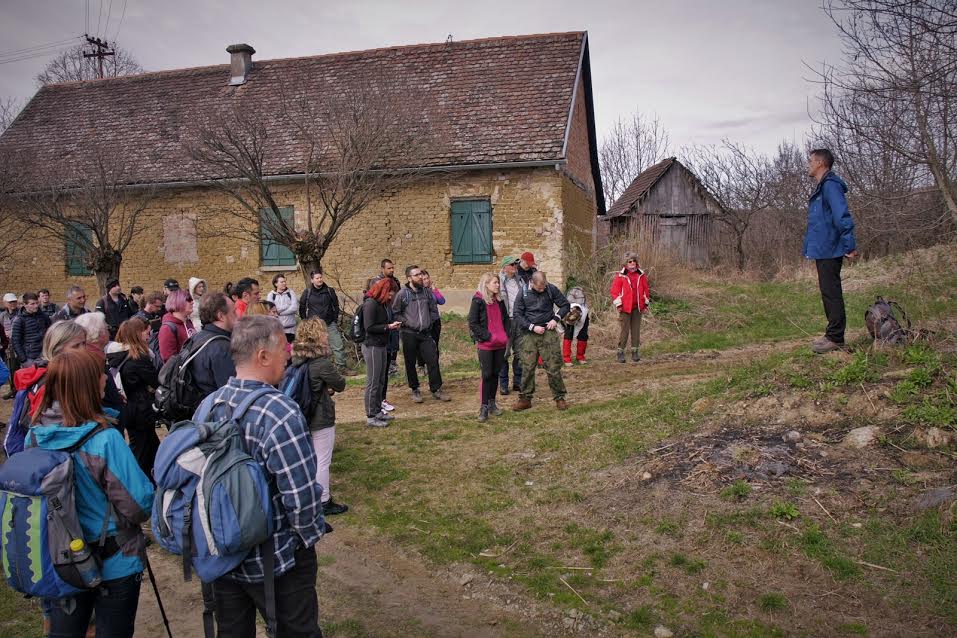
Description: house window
xmin=450 ymin=199 xmax=493 ymax=264
xmin=260 ymin=207 xmax=297 ymax=267
xmin=65 ymin=223 xmax=93 ymax=276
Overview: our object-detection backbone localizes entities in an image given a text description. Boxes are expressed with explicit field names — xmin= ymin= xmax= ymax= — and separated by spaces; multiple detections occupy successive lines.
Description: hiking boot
xmin=564 ymin=361 xmax=573 ymax=367
xmin=1 ymin=391 xmax=14 ymax=401
xmin=631 ymin=348 xmax=641 ymax=362
xmin=513 ymin=398 xmax=532 ymax=411
xmin=366 ymin=416 xmax=390 ymax=428
xmin=376 ymin=411 xmax=395 ymax=421
xmin=499 ymin=385 xmax=510 ymax=396
xmin=323 ymin=500 xmax=350 ymax=516
xmin=411 ymin=389 xmax=424 ymax=403
xmin=812 ymin=338 xmax=844 ymax=354
xmin=381 ymin=400 xmax=395 ymax=412
xmin=388 ymin=362 xmax=399 ymax=376
xmin=432 ymin=389 xmax=452 ymax=402
xmin=340 ymin=367 xmax=358 ymax=377
xmin=488 ymin=400 xmax=503 ymax=417
xmin=555 ymin=399 xmax=569 ymax=411
xmin=478 ymin=405 xmax=489 ymax=423
xmin=616 ymin=349 xmax=626 ymax=363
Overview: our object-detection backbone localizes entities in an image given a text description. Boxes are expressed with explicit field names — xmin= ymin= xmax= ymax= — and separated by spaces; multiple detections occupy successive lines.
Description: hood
xmin=106 ymin=348 xmax=130 ymax=367
xmin=162 ymin=312 xmax=186 ymax=326
xmin=105 ymin=341 xmax=127 ymax=355
xmin=29 ymin=419 xmax=101 ymax=450
xmin=823 ymin=171 xmax=848 ymax=193
xmin=14 ymin=364 xmax=47 ymax=391
xmin=474 ymin=292 xmax=485 ymax=301
xmin=188 ymin=277 xmax=207 ymax=297
xmin=619 ymin=267 xmax=645 ymax=276
xmin=566 ymin=287 xmax=586 ymax=306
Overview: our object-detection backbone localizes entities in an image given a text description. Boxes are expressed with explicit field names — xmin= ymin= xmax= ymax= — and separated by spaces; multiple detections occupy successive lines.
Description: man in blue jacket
xmin=805 ymin=148 xmax=857 ymax=354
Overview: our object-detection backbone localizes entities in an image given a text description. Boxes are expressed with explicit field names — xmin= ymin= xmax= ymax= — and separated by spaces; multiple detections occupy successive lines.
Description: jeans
xmin=400 ymin=330 xmax=442 ymax=393
xmin=213 ymin=546 xmax=322 ymax=638
xmin=45 ymin=572 xmax=142 ymax=638
xmin=816 ymin=257 xmax=846 ymax=343
xmin=478 ymin=348 xmax=506 ymax=406
xmin=362 ymin=344 xmax=388 ymax=417
xmin=326 ymin=322 xmax=347 ymax=369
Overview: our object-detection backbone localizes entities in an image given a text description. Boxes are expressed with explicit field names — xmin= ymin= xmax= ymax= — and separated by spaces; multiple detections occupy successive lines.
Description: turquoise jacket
xmin=28 ymin=419 xmax=154 ymax=581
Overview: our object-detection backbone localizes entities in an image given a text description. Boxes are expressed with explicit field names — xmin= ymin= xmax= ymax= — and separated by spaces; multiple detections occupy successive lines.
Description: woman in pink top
xmin=157 ymin=289 xmax=196 ymax=363
xmin=467 ymin=272 xmax=510 ymax=423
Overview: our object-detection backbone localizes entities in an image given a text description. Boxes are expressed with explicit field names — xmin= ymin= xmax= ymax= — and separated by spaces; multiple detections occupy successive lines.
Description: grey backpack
xmin=864 ymin=296 xmax=911 ymax=344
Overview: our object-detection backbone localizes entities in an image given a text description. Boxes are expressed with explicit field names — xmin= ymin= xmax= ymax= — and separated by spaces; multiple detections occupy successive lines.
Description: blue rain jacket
xmin=804 ymin=171 xmax=856 ymax=259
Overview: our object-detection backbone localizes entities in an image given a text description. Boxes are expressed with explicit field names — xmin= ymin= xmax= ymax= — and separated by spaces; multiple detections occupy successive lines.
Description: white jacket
xmin=188 ymin=277 xmax=206 ymax=331
xmin=267 ymin=288 xmax=298 ymax=332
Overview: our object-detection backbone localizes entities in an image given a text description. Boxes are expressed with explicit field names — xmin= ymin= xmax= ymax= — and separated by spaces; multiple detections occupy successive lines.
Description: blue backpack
xmin=150 ymin=387 xmax=276 ymax=584
xmin=3 ymin=376 xmax=45 ymax=457
xmin=0 ymin=426 xmax=112 ymax=599
xmin=280 ymin=362 xmax=314 ymax=420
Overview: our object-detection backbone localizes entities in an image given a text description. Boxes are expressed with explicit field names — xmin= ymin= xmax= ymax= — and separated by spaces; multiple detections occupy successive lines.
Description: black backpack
xmin=864 ymin=296 xmax=911 ymax=344
xmin=148 ymin=320 xmax=178 ymax=365
xmin=153 ymin=333 xmax=228 ymax=421
xmin=280 ymin=362 xmax=315 ymax=420
xmin=351 ymin=307 xmax=366 ymax=343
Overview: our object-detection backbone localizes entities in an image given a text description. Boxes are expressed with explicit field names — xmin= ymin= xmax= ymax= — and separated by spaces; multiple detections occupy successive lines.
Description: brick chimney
xmin=226 ymin=44 xmax=255 ymax=86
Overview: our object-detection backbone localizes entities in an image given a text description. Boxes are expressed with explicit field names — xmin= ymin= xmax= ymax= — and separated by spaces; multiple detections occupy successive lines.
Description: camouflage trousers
xmin=518 ymin=329 xmax=566 ymax=401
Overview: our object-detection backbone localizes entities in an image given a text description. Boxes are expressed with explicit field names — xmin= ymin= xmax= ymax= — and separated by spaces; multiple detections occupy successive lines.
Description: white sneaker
xmin=381 ymin=400 xmax=395 ymax=412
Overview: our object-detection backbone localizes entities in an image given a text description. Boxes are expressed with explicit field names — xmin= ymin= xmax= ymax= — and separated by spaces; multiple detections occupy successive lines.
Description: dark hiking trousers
xmin=213 ymin=546 xmax=322 ymax=638
xmin=362 ymin=344 xmax=389 ymax=417
xmin=45 ymin=573 xmax=141 ymax=638
xmin=816 ymin=257 xmax=846 ymax=344
xmin=478 ymin=348 xmax=506 ymax=406
xmin=401 ymin=330 xmax=442 ymax=393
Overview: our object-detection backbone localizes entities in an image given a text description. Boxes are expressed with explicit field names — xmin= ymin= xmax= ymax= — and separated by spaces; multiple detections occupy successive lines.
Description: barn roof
xmin=0 ymin=32 xmax=602 ymax=194
xmin=605 ymin=157 xmax=678 ymax=217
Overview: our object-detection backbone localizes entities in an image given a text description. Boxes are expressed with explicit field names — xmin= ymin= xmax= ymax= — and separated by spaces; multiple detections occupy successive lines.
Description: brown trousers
xmin=617 ymin=309 xmax=642 ymax=350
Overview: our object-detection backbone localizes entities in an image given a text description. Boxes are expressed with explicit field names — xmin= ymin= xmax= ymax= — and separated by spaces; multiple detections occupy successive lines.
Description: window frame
xmin=449 ymin=197 xmax=494 ymax=265
xmin=65 ymin=222 xmax=93 ymax=276
xmin=259 ymin=206 xmax=298 ymax=268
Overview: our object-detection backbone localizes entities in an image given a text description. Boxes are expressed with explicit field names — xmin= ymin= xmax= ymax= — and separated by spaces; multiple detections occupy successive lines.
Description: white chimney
xmin=226 ymin=44 xmax=255 ymax=86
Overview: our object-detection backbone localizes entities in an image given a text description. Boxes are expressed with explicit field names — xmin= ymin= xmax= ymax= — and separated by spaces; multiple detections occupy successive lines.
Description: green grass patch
xmin=720 ymin=480 xmax=752 ymax=501
xmin=799 ymin=524 xmax=860 ymax=580
xmin=768 ymin=501 xmax=800 ymax=521
xmin=669 ymin=552 xmax=706 ymax=574
xmin=757 ymin=592 xmax=788 ymax=612
xmin=0 ymin=583 xmax=43 ymax=638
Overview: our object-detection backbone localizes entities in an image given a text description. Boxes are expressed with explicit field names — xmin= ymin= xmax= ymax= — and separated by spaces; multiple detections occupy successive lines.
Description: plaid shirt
xmin=199 ymin=378 xmax=324 ymax=583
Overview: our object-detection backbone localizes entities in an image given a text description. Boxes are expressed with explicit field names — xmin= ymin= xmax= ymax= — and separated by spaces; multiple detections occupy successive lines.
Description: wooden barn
xmin=601 ymin=157 xmax=723 ymax=267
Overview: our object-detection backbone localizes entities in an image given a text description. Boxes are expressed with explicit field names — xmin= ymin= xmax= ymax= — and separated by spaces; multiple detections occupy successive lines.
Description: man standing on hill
xmin=513 ymin=272 xmax=570 ymax=412
xmin=805 ymin=149 xmax=857 ymax=354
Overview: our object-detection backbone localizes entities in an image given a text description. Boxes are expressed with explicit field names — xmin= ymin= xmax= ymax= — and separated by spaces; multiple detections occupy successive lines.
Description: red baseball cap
xmin=520 ymin=251 xmax=536 ymax=267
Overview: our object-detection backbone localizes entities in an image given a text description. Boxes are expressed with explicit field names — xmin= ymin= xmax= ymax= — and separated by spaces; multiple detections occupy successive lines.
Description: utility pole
xmin=83 ymin=34 xmax=114 ymax=79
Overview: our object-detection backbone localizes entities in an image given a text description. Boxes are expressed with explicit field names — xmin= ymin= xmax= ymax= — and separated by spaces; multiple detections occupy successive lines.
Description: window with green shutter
xmin=65 ymin=223 xmax=93 ymax=276
xmin=260 ymin=207 xmax=297 ymax=267
xmin=450 ymin=199 xmax=493 ymax=264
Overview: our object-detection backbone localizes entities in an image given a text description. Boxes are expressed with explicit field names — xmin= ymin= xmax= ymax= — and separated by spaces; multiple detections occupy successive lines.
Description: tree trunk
xmin=90 ymin=248 xmax=122 ymax=297
xmin=298 ymin=258 xmax=322 ymax=282
xmin=735 ymin=232 xmax=746 ymax=271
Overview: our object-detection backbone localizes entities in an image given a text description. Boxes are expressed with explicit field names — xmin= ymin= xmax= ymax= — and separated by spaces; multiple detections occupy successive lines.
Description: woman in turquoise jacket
xmin=28 ymin=348 xmax=154 ymax=638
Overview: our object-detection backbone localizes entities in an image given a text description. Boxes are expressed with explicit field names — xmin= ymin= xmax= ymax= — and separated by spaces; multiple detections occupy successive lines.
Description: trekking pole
xmin=143 ymin=551 xmax=174 ymax=638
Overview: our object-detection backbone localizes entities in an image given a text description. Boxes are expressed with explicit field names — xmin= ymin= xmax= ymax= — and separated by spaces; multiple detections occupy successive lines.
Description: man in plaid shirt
xmin=201 ymin=315 xmax=326 ymax=637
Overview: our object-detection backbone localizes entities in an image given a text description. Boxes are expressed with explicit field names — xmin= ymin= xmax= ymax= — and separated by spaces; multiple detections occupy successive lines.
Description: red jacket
xmin=610 ymin=268 xmax=650 ymax=314
xmin=158 ymin=313 xmax=194 ymax=362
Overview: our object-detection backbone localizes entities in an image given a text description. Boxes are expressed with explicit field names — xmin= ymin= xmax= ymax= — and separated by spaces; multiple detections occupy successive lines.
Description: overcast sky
xmin=0 ymin=0 xmax=844 ymax=154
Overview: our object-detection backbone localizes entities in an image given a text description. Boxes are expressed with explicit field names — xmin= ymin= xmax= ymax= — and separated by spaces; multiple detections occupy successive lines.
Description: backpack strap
xmin=194 ymin=386 xmax=276 ymax=424
xmin=262 ymin=535 xmax=278 ymax=638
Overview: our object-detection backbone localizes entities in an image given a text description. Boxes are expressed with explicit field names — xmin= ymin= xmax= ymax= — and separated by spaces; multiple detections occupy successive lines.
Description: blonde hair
xmin=292 ymin=318 xmax=331 ymax=359
xmin=476 ymin=272 xmax=500 ymax=305
xmin=41 ymin=321 xmax=87 ymax=361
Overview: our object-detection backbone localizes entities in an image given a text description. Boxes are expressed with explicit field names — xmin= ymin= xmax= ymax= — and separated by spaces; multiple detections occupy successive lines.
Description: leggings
xmin=311 ymin=427 xmax=335 ymax=503
xmin=477 ymin=348 xmax=506 ymax=406
xmin=362 ymin=344 xmax=388 ymax=417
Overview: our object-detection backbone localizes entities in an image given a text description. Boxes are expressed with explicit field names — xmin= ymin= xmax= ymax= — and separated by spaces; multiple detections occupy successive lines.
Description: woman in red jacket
xmin=609 ymin=251 xmax=650 ymax=363
xmin=157 ymin=289 xmax=196 ymax=363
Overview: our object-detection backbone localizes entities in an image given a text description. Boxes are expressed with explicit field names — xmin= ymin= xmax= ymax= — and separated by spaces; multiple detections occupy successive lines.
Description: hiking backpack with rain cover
xmin=0 ymin=426 xmax=114 ymax=599
xmin=153 ymin=332 xmax=228 ymax=422
xmin=864 ymin=296 xmax=911 ymax=344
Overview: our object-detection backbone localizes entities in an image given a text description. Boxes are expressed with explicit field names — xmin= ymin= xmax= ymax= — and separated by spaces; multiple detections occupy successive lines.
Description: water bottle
xmin=69 ymin=539 xmax=103 ymax=588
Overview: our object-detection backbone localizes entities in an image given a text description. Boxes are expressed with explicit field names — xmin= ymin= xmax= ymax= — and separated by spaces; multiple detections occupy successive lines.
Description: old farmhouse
xmin=0 ymin=32 xmax=604 ymax=310
xmin=602 ymin=157 xmax=722 ymax=267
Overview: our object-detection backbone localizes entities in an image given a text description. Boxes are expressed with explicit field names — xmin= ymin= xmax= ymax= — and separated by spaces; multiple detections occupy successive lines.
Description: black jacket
xmin=51 ymin=305 xmax=88 ymax=323
xmin=291 ymin=355 xmax=346 ymax=431
xmin=39 ymin=303 xmax=58 ymax=318
xmin=298 ymin=283 xmax=340 ymax=326
xmin=95 ymin=294 xmax=132 ymax=338
xmin=468 ymin=296 xmax=510 ymax=344
xmin=189 ymin=325 xmax=236 ymax=398
xmin=107 ymin=350 xmax=158 ymax=432
xmin=11 ymin=309 xmax=51 ymax=363
xmin=361 ymin=298 xmax=391 ymax=347
xmin=393 ymin=284 xmax=438 ymax=332
xmin=514 ymin=284 xmax=570 ymax=331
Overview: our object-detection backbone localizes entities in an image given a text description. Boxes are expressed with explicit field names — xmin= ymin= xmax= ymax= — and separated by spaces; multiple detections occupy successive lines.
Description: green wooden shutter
xmin=450 ymin=199 xmax=492 ymax=264
xmin=65 ymin=223 xmax=93 ymax=276
xmin=260 ymin=207 xmax=297 ymax=267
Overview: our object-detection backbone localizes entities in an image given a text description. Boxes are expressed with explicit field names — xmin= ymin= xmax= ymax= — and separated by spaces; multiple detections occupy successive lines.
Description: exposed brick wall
xmin=563 ymin=75 xmax=596 ymax=197
xmin=0 ymin=167 xmax=585 ymax=312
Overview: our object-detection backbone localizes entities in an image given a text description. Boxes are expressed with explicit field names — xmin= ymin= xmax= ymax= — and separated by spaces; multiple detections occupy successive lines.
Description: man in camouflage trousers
xmin=513 ymin=271 xmax=570 ymax=411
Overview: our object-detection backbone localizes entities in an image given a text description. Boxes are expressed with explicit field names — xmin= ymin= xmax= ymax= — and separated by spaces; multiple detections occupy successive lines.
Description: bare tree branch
xmin=599 ymin=110 xmax=671 ymax=206
xmin=35 ymin=43 xmax=143 ymax=85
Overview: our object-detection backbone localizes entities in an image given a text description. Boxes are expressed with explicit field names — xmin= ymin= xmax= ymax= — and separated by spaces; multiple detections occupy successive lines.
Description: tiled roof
xmin=605 ymin=157 xmax=677 ymax=217
xmin=0 ymin=32 xmax=586 ymax=187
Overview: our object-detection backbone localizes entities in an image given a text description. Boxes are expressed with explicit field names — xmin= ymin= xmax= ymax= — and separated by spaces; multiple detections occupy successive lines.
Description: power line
xmin=0 ymin=36 xmax=81 ymax=57
xmin=112 ymin=0 xmax=128 ymax=42
xmin=96 ymin=0 xmax=103 ymax=38
xmin=104 ymin=0 xmax=114 ymax=37
xmin=0 ymin=45 xmax=78 ymax=65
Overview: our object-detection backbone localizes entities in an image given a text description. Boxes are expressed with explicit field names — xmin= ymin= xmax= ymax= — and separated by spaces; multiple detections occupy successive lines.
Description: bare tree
xmin=13 ymin=145 xmax=156 ymax=294
xmin=35 ymin=43 xmax=143 ymax=85
xmin=814 ymin=0 xmax=957 ymax=225
xmin=0 ymin=97 xmax=23 ymax=134
xmin=0 ymin=149 xmax=27 ymax=266
xmin=187 ymin=78 xmax=436 ymax=277
xmin=684 ymin=140 xmax=774 ymax=270
xmin=599 ymin=110 xmax=671 ymax=207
